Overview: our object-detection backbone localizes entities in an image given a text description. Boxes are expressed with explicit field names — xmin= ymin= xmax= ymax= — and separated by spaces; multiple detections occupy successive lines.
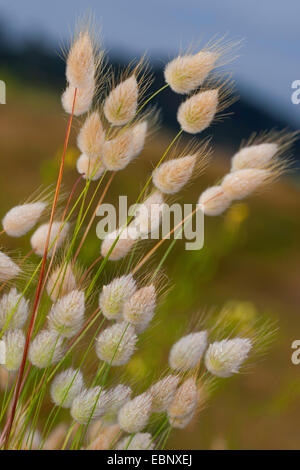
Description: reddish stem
xmin=4 ymin=88 xmax=77 ymax=449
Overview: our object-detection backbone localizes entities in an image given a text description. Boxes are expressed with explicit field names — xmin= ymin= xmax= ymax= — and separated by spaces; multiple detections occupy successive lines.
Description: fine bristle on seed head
xmin=221 ymin=168 xmax=271 ymax=200
xmin=0 ymin=251 xmax=21 ymax=282
xmin=115 ymin=432 xmax=154 ymax=450
xmin=70 ymin=386 xmax=111 ymax=424
xmin=165 ymin=50 xmax=219 ymax=94
xmin=66 ymin=31 xmax=95 ymax=88
xmin=30 ymin=221 xmax=70 ymax=257
xmin=168 ymin=377 xmax=198 ymax=421
xmin=95 ymin=321 xmax=137 ymax=366
xmin=62 ymin=81 xmax=95 ymax=116
xmin=103 ymin=130 xmax=134 ymax=171
xmin=100 ymin=228 xmax=136 ymax=261
xmin=76 ymin=154 xmax=104 ymax=181
xmin=169 ymin=331 xmax=208 ymax=371
xmin=122 ymin=285 xmax=157 ymax=333
xmin=152 ymin=155 xmax=196 ymax=194
xmin=205 ymin=337 xmax=252 ymax=377
xmin=118 ymin=392 xmax=152 ymax=433
xmin=0 ymin=288 xmax=29 ymax=330
xmin=104 ymin=76 xmax=138 ymax=126
xmin=77 ymin=111 xmax=105 ymax=159
xmin=47 ymin=290 xmax=85 ymax=338
xmin=29 ymin=330 xmax=64 ymax=368
xmin=50 ymin=368 xmax=84 ymax=408
xmin=2 ymin=202 xmax=46 ymax=237
xmin=177 ymin=89 xmax=219 ymax=134
xmin=99 ymin=274 xmax=137 ymax=320
xmin=3 ymin=329 xmax=25 ymax=371
xmin=46 ymin=264 xmax=77 ymax=302
xmin=231 ymin=143 xmax=278 ymax=172
xmin=149 ymin=375 xmax=180 ymax=412
xmin=198 ymin=185 xmax=232 ymax=216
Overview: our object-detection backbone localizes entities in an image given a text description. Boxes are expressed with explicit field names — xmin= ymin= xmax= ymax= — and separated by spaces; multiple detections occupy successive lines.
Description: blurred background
xmin=0 ymin=0 xmax=300 ymax=450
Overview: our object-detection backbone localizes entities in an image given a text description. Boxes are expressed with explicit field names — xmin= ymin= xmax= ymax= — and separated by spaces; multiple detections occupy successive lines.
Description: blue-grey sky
xmin=0 ymin=0 xmax=299 ymax=126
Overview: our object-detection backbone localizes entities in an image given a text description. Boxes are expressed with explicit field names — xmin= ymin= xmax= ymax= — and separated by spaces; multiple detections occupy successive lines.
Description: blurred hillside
xmin=1 ymin=36 xmax=300 ymax=450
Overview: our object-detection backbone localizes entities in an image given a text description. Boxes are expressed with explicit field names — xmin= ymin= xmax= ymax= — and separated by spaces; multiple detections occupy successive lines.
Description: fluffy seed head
xmin=103 ymin=384 xmax=132 ymax=423
xmin=118 ymin=392 xmax=152 ymax=433
xmin=177 ymin=89 xmax=218 ymax=134
xmin=153 ymin=155 xmax=196 ymax=194
xmin=103 ymin=130 xmax=134 ymax=171
xmin=198 ymin=186 xmax=232 ymax=216
xmin=62 ymin=82 xmax=94 ymax=116
xmin=76 ymin=154 xmax=104 ymax=181
xmin=101 ymin=228 xmax=136 ymax=261
xmin=66 ymin=31 xmax=95 ymax=88
xmin=104 ymin=76 xmax=138 ymax=126
xmin=71 ymin=386 xmax=111 ymax=424
xmin=131 ymin=191 xmax=164 ymax=238
xmin=46 ymin=264 xmax=77 ymax=302
xmin=165 ymin=51 xmax=218 ymax=94
xmin=231 ymin=143 xmax=278 ymax=171
xmin=205 ymin=337 xmax=252 ymax=377
xmin=131 ymin=121 xmax=148 ymax=157
xmin=77 ymin=111 xmax=105 ymax=158
xmin=168 ymin=378 xmax=198 ymax=421
xmin=2 ymin=202 xmax=46 ymax=237
xmin=222 ymin=168 xmax=270 ymax=200
xmin=169 ymin=331 xmax=208 ymax=371
xmin=29 ymin=330 xmax=63 ymax=368
xmin=50 ymin=368 xmax=84 ymax=408
xmin=149 ymin=375 xmax=180 ymax=412
xmin=168 ymin=411 xmax=195 ymax=429
xmin=0 ymin=288 xmax=29 ymax=330
xmin=115 ymin=432 xmax=154 ymax=450
xmin=99 ymin=274 xmax=137 ymax=320
xmin=47 ymin=290 xmax=85 ymax=338
xmin=0 ymin=251 xmax=21 ymax=282
xmin=3 ymin=329 xmax=25 ymax=371
xmin=96 ymin=321 xmax=137 ymax=366
xmin=123 ymin=285 xmax=157 ymax=333
xmin=30 ymin=221 xmax=69 ymax=257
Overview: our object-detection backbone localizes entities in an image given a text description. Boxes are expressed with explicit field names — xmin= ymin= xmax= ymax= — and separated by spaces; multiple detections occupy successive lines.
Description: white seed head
xmin=66 ymin=31 xmax=95 ymax=88
xmin=3 ymin=329 xmax=25 ymax=371
xmin=30 ymin=221 xmax=69 ymax=257
xmin=103 ymin=130 xmax=134 ymax=171
xmin=0 ymin=288 xmax=29 ymax=330
xmin=169 ymin=331 xmax=208 ymax=371
xmin=101 ymin=228 xmax=136 ymax=261
xmin=95 ymin=321 xmax=137 ymax=366
xmin=115 ymin=432 xmax=154 ymax=450
xmin=103 ymin=384 xmax=132 ymax=423
xmin=0 ymin=251 xmax=21 ymax=282
xmin=152 ymin=155 xmax=196 ymax=194
xmin=222 ymin=168 xmax=270 ymax=200
xmin=118 ymin=392 xmax=152 ymax=433
xmin=123 ymin=285 xmax=157 ymax=333
xmin=71 ymin=386 xmax=112 ymax=424
xmin=104 ymin=76 xmax=138 ymax=126
xmin=149 ymin=375 xmax=180 ymax=412
xmin=198 ymin=186 xmax=232 ymax=216
xmin=50 ymin=368 xmax=84 ymax=408
xmin=168 ymin=378 xmax=198 ymax=421
xmin=165 ymin=51 xmax=218 ymax=94
xmin=99 ymin=274 xmax=137 ymax=320
xmin=205 ymin=337 xmax=252 ymax=377
xmin=29 ymin=330 xmax=63 ymax=368
xmin=131 ymin=121 xmax=148 ymax=158
xmin=131 ymin=191 xmax=164 ymax=237
xmin=77 ymin=111 xmax=105 ymax=159
xmin=47 ymin=290 xmax=85 ymax=338
xmin=61 ymin=81 xmax=94 ymax=116
xmin=2 ymin=202 xmax=46 ymax=237
xmin=76 ymin=154 xmax=104 ymax=181
xmin=231 ymin=143 xmax=279 ymax=171
xmin=177 ymin=89 xmax=218 ymax=134
xmin=46 ymin=264 xmax=77 ymax=302
xmin=168 ymin=410 xmax=195 ymax=429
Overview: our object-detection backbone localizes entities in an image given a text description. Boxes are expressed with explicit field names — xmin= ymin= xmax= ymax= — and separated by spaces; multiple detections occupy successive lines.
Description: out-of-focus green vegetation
xmin=1 ymin=81 xmax=300 ymax=449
